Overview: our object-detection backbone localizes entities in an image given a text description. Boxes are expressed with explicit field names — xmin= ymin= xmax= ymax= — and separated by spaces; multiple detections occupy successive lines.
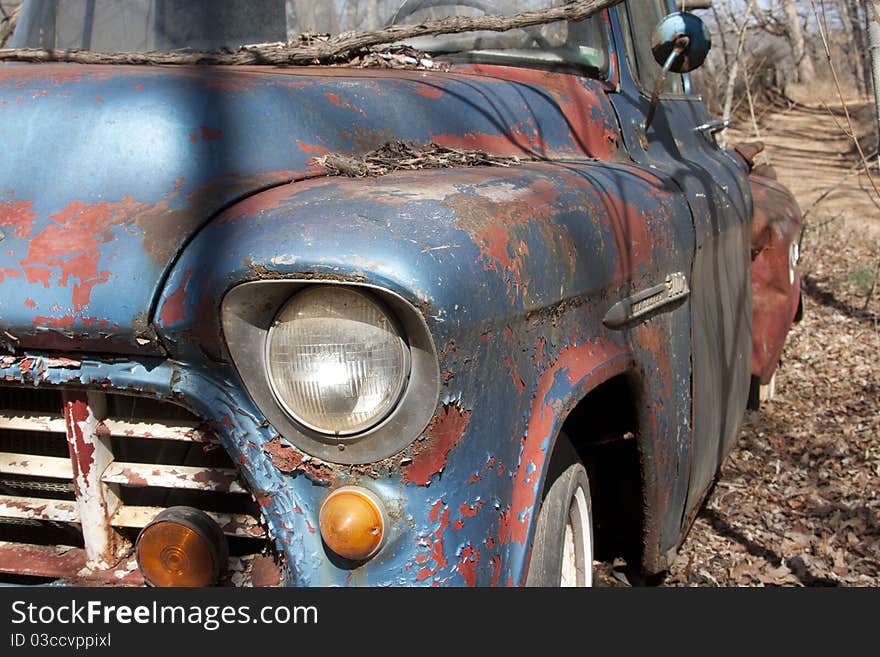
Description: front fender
xmin=149 ymin=161 xmax=693 ymax=585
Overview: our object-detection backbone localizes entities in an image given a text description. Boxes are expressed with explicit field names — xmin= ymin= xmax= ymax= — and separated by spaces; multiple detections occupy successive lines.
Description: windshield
xmin=12 ymin=0 xmax=608 ymax=75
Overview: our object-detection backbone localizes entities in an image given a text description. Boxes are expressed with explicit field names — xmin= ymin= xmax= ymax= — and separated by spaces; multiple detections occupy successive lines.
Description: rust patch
xmin=261 ymin=436 xmax=335 ymax=482
xmin=262 ymin=436 xmax=305 ymax=472
xmin=159 ymin=269 xmax=191 ymax=326
xmin=117 ymin=467 xmax=148 ymax=487
xmin=403 ymin=403 xmax=471 ymax=486
xmin=250 ymin=555 xmax=283 ymax=587
xmin=339 ymin=125 xmax=399 ymax=152
xmin=445 ymin=177 xmax=575 ymax=302
xmin=199 ymin=125 xmax=222 ymax=141
xmin=502 ymin=341 xmax=629 ymax=546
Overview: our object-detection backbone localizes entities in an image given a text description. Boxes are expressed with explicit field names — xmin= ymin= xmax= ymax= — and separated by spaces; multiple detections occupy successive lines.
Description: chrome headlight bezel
xmin=221 ymin=280 xmax=440 ymax=465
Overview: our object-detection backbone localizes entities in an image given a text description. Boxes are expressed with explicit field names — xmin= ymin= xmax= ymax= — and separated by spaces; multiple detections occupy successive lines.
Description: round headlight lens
xmin=266 ymin=286 xmax=409 ymax=436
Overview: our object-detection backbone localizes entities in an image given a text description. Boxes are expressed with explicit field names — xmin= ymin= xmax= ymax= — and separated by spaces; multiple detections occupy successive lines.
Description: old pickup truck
xmin=0 ymin=0 xmax=801 ymax=587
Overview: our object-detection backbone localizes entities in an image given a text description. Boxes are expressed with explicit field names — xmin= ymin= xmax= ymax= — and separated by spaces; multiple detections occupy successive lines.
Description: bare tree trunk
xmin=783 ymin=0 xmax=815 ymax=83
xmin=365 ymin=0 xmax=382 ymax=30
xmin=848 ymin=0 xmax=869 ymax=95
xmin=868 ymin=0 xmax=880 ymax=158
xmin=292 ymin=0 xmax=318 ymax=32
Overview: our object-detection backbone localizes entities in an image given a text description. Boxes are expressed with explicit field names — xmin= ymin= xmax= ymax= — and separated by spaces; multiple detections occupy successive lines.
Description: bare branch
xmin=676 ymin=1 xmax=714 ymax=9
xmin=808 ymin=0 xmax=880 ymax=201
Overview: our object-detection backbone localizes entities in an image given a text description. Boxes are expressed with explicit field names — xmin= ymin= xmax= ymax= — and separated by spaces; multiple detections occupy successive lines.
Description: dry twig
xmin=313 ymin=141 xmax=521 ymax=178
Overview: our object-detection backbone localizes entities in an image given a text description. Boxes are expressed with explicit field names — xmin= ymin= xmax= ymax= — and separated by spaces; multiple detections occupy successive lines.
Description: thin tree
xmin=869 ymin=0 xmax=880 ymax=160
xmin=782 ymin=0 xmax=815 ymax=82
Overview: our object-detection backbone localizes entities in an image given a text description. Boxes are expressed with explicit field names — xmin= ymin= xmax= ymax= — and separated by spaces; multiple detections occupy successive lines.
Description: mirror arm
xmin=644 ymin=35 xmax=690 ymax=132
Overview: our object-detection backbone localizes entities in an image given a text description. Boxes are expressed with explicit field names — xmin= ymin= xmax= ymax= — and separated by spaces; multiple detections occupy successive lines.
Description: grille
xmin=0 ymin=386 xmax=274 ymax=586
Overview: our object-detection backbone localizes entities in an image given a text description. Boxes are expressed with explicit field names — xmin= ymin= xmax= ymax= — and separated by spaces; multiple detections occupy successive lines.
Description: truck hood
xmin=0 ymin=63 xmax=618 ymax=355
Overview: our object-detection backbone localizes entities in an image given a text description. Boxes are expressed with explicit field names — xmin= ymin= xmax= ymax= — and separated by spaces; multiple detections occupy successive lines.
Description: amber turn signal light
xmin=319 ymin=486 xmax=386 ymax=561
xmin=136 ymin=506 xmax=228 ymax=587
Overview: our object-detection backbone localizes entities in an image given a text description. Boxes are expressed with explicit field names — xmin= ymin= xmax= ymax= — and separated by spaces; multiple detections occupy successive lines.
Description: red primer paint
xmin=199 ymin=125 xmax=222 ymax=141
xmin=490 ymin=555 xmax=502 ymax=587
xmin=296 ymin=140 xmax=330 ymax=156
xmin=504 ymin=356 xmax=526 ymax=393
xmin=0 ymin=268 xmax=22 ymax=282
xmin=415 ymin=505 xmax=450 ymax=582
xmin=23 ymin=298 xmax=36 ymax=308
xmin=453 ymin=64 xmax=621 ymax=160
xmin=20 ymin=198 xmax=147 ymax=313
xmin=456 ymin=545 xmax=480 ymax=587
xmin=453 ymin=500 xmax=484 ymax=531
xmin=503 ymin=341 xmax=629 ymax=545
xmin=429 ymin=498 xmax=444 ymax=523
xmin=534 ymin=336 xmax=547 ymax=367
xmin=0 ymin=200 xmax=37 ymax=238
xmin=63 ymin=396 xmax=94 ymax=493
xmin=325 ymin=92 xmax=341 ymax=106
xmin=159 ymin=269 xmax=192 ymax=326
xmin=403 ymin=404 xmax=471 ymax=486
xmin=33 ymin=315 xmax=77 ymax=327
xmin=415 ymin=85 xmax=444 ymax=100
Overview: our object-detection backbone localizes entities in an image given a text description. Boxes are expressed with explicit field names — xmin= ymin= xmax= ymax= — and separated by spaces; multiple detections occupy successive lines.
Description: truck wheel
xmin=525 ymin=433 xmax=594 ymax=587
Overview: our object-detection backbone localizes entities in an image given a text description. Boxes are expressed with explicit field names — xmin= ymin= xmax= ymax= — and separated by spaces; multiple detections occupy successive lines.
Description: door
xmin=607 ymin=0 xmax=754 ymax=525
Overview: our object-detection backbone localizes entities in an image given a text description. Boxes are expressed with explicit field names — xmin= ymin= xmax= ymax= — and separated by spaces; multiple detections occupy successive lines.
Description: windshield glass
xmin=13 ymin=0 xmax=608 ymax=75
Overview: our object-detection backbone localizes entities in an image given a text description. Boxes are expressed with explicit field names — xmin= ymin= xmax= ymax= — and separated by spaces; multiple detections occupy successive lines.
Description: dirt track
xmin=605 ymin=98 xmax=880 ymax=587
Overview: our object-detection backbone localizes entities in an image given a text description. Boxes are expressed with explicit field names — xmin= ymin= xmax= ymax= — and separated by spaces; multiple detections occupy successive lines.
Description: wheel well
xmin=560 ymin=375 xmax=644 ymax=570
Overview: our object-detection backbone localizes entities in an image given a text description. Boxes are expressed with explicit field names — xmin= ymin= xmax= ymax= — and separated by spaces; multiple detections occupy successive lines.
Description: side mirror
xmin=651 ymin=11 xmax=712 ymax=74
xmin=643 ymin=11 xmax=711 ymax=132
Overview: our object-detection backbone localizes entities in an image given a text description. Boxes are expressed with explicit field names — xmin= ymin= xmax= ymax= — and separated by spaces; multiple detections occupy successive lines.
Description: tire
xmin=525 ymin=432 xmax=594 ymax=587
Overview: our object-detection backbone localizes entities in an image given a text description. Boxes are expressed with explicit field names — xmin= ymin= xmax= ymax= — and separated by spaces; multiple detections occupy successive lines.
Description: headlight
xmin=266 ymin=286 xmax=409 ymax=435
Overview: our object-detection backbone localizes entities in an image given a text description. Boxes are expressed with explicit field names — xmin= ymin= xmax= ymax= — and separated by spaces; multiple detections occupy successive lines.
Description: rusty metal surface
xmin=749 ymin=172 xmax=803 ymax=383
xmin=62 ymin=390 xmax=126 ymax=568
xmin=0 ymin=379 xmax=268 ymax=583
xmin=0 ymin=62 xmax=621 ymax=356
xmin=0 ymin=4 xmax=803 ymax=586
xmin=607 ymin=5 xmax=754 ymax=568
